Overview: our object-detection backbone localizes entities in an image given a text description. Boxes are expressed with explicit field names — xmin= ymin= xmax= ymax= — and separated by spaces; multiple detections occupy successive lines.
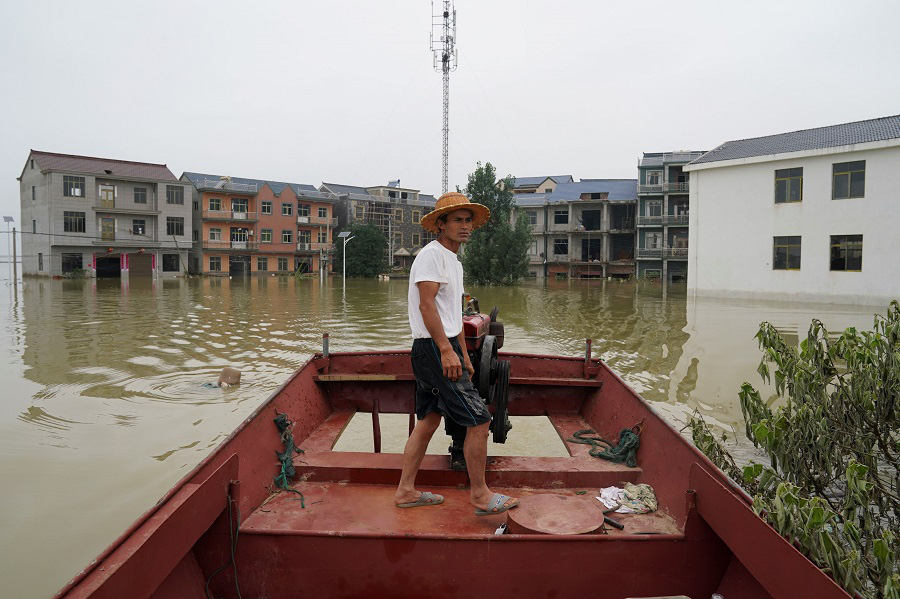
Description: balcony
xmin=202 ymin=210 xmax=259 ymax=222
xmin=297 ymin=242 xmax=335 ymax=253
xmin=636 ymin=246 xmax=688 ymax=259
xmin=637 ymin=182 xmax=690 ymax=195
xmin=637 ymin=214 xmax=690 ymax=226
xmin=202 ymin=240 xmax=260 ymax=251
xmin=298 ymin=216 xmax=339 ymax=226
xmin=196 ymin=179 xmax=258 ymax=193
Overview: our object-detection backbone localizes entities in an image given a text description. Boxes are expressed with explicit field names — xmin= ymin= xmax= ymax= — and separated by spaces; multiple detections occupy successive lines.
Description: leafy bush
xmin=691 ymin=301 xmax=900 ymax=598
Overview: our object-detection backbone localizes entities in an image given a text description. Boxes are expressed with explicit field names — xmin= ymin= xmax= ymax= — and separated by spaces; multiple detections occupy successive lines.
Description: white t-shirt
xmin=408 ymin=240 xmax=464 ymax=339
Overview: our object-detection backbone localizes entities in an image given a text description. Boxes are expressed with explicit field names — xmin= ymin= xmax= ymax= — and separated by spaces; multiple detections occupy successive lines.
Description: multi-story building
xmin=320 ymin=181 xmax=436 ymax=268
xmin=181 ymin=173 xmax=337 ymax=276
xmin=17 ymin=151 xmax=192 ymax=278
xmin=683 ymin=114 xmax=900 ymax=304
xmin=514 ymin=179 xmax=637 ymax=279
xmin=636 ymin=151 xmax=705 ymax=283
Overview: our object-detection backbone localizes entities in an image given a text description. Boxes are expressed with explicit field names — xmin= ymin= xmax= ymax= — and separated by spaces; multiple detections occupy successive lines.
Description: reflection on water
xmin=0 ymin=276 xmax=886 ymax=597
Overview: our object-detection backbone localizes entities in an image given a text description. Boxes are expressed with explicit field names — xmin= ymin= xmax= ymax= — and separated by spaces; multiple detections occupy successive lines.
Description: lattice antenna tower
xmin=431 ymin=0 xmax=457 ymax=194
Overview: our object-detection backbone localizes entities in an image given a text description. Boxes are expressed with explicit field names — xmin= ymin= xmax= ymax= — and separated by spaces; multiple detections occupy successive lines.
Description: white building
xmin=683 ymin=115 xmax=900 ymax=305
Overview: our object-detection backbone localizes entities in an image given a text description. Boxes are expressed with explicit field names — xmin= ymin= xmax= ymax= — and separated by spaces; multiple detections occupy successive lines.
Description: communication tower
xmin=431 ymin=0 xmax=457 ymax=194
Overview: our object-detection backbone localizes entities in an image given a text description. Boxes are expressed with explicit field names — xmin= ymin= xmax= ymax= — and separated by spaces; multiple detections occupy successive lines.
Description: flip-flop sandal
xmin=475 ymin=493 xmax=519 ymax=516
xmin=396 ymin=491 xmax=444 ymax=508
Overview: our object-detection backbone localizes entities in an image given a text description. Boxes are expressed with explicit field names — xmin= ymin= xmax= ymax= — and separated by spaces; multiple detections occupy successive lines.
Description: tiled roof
xmin=555 ymin=179 xmax=637 ymax=201
xmin=31 ymin=150 xmax=176 ymax=181
xmin=418 ymin=194 xmax=437 ymax=207
xmin=320 ymin=182 xmax=370 ymax=196
xmin=182 ymin=172 xmax=321 ymax=198
xmin=691 ymin=114 xmax=900 ymax=165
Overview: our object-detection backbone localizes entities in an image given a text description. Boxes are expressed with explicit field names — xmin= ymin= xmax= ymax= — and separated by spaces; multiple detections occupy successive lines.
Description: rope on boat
xmin=205 ymin=487 xmax=242 ymax=599
xmin=274 ymin=411 xmax=306 ymax=508
xmin=567 ymin=424 xmax=642 ymax=468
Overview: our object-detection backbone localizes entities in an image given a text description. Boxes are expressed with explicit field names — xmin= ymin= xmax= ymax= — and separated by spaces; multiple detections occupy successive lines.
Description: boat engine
xmin=444 ymin=298 xmax=512 ymax=470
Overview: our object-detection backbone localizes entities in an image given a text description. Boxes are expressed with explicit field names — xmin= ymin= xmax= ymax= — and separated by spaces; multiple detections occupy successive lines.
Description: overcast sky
xmin=1 ymin=0 xmax=898 ymax=226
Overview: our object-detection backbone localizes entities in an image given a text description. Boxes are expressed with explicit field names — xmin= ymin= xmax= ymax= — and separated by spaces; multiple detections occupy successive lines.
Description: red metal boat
xmin=54 ymin=317 xmax=851 ymax=598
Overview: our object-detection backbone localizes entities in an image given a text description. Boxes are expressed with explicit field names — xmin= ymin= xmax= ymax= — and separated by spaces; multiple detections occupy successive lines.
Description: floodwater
xmin=0 ymin=273 xmax=886 ymax=598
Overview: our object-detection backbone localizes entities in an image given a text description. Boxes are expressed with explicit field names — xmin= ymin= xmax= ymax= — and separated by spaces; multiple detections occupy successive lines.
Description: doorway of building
xmin=229 ymin=255 xmax=251 ymax=276
xmin=95 ymin=256 xmax=121 ymax=278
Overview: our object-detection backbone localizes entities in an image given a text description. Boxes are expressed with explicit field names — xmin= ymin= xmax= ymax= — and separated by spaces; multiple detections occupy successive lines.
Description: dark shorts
xmin=411 ymin=337 xmax=492 ymax=428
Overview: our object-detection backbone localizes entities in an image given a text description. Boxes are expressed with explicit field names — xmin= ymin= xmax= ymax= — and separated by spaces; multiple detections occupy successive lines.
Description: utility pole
xmin=12 ymin=228 xmax=17 ymax=282
xmin=431 ymin=0 xmax=457 ymax=194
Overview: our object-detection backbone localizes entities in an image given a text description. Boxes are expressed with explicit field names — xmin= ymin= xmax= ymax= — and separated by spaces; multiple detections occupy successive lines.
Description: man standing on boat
xmin=394 ymin=192 xmax=519 ymax=516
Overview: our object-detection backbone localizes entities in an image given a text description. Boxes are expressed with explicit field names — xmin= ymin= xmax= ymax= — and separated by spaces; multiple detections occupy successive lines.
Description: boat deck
xmin=241 ymin=482 xmax=680 ymax=538
xmin=240 ymin=408 xmax=681 ymax=539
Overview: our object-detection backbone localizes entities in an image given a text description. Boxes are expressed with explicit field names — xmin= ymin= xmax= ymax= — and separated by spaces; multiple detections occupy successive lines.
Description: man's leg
xmin=464 ymin=420 xmax=517 ymax=512
xmin=394 ymin=411 xmax=442 ymax=505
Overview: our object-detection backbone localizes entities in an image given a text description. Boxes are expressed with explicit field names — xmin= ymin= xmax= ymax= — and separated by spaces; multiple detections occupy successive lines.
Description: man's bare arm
xmin=417 ymin=281 xmax=463 ymax=381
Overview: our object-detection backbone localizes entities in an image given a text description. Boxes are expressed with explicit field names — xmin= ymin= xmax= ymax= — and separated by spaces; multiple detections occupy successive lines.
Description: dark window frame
xmin=774 ymin=168 xmax=803 ymax=204
xmin=277 ymin=257 xmax=289 ymax=271
xmin=281 ymin=229 xmax=293 ymax=243
xmin=261 ymin=200 xmax=272 ymax=215
xmin=162 ymin=254 xmax=180 ymax=272
xmin=318 ymin=206 xmax=328 ymax=218
xmin=832 ymin=161 xmax=866 ymax=200
xmin=61 ymin=253 xmax=83 ymax=273
xmin=209 ymin=256 xmax=222 ymax=272
xmin=553 ymin=238 xmax=568 ymax=255
xmin=132 ymin=219 xmax=146 ymax=236
xmin=166 ymin=216 xmax=184 ymax=236
xmin=830 ymin=234 xmax=863 ymax=271
xmin=281 ymin=203 xmax=293 ymax=216
xmin=63 ymin=175 xmax=86 ymax=197
xmin=208 ymin=197 xmax=222 ymax=211
xmin=134 ymin=187 xmax=147 ymax=204
xmin=165 ymin=185 xmax=184 ymax=205
xmin=257 ymin=257 xmax=268 ymax=271
xmin=63 ymin=211 xmax=86 ymax=233
xmin=553 ymin=210 xmax=569 ymax=225
xmin=773 ymin=235 xmax=801 ymax=270
xmin=260 ymin=228 xmax=273 ymax=243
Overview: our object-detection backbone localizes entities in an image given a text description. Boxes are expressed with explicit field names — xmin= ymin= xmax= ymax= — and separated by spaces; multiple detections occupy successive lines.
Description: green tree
xmin=690 ymin=301 xmax=900 ymax=598
xmin=332 ymin=223 xmax=388 ymax=278
xmin=460 ymin=162 xmax=531 ymax=285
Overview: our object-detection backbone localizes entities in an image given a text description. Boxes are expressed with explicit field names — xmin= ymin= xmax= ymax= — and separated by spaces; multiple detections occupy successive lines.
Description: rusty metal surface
xmin=507 ymin=494 xmax=605 ymax=535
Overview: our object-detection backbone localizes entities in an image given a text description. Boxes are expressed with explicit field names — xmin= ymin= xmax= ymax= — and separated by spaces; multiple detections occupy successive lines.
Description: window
xmin=209 ymin=256 xmax=222 ymax=272
xmin=318 ymin=230 xmax=328 ymax=244
xmin=209 ymin=228 xmax=222 ymax=241
xmin=412 ymin=233 xmax=421 ymax=246
xmin=775 ymin=168 xmax=803 ymax=203
xmin=232 ymin=198 xmax=248 ymax=213
xmin=38 ymin=253 xmax=43 ymax=271
xmin=260 ymin=229 xmax=272 ymax=243
xmin=282 ymin=203 xmax=293 ymax=216
xmin=32 ymin=186 xmax=35 ymax=201
xmin=833 ymin=161 xmax=865 ymax=199
xmin=830 ymin=235 xmax=863 ymax=271
xmin=298 ymin=230 xmax=311 ymax=244
xmin=30 ymin=159 xmax=34 ymax=169
xmin=166 ymin=185 xmax=184 ymax=205
xmin=134 ymin=187 xmax=147 ymax=204
xmin=355 ymin=205 xmax=365 ymax=219
xmin=193 ymin=201 xmax=199 ymax=211
xmin=282 ymin=230 xmax=293 ymax=243
xmin=162 ymin=254 xmax=180 ymax=272
xmin=62 ymin=253 xmax=83 ymax=273
xmin=166 ymin=216 xmax=184 ymax=236
xmin=63 ymin=175 xmax=85 ymax=197
xmin=277 ymin=257 xmax=288 ymax=271
xmin=132 ymin=219 xmax=146 ymax=235
xmin=231 ymin=228 xmax=248 ymax=243
xmin=193 ymin=229 xmax=198 ymax=242
xmin=257 ymin=257 xmax=268 ymax=271
xmin=209 ymin=197 xmax=222 ymax=211
xmin=647 ymin=200 xmax=662 ymax=217
xmin=773 ymin=236 xmax=801 ymax=270
xmin=645 ymin=232 xmax=662 ymax=249
xmin=553 ymin=238 xmax=568 ymax=255
xmin=389 ymin=190 xmax=397 ymax=198
xmin=529 ymin=240 xmax=538 ymax=255
xmin=318 ymin=207 xmax=328 ymax=218
xmin=526 ymin=210 xmax=538 ymax=226
xmin=395 ymin=208 xmax=404 ymax=223
xmin=412 ymin=210 xmax=421 ymax=222
xmin=32 ymin=219 xmax=36 ymax=234
xmin=647 ymin=171 xmax=662 ymax=185
xmin=63 ymin=211 xmax=86 ymax=233
xmin=554 ymin=210 xmax=569 ymax=225
xmin=298 ymin=204 xmax=310 ymax=217
xmin=261 ymin=200 xmax=272 ymax=214
xmin=401 ymin=192 xmax=409 ymax=199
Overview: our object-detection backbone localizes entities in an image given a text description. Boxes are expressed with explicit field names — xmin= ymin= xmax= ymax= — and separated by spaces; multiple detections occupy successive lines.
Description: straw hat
xmin=420 ymin=192 xmax=491 ymax=233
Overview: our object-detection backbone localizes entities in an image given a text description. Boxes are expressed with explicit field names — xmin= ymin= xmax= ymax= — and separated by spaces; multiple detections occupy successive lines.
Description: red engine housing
xmin=462 ymin=314 xmax=490 ymax=352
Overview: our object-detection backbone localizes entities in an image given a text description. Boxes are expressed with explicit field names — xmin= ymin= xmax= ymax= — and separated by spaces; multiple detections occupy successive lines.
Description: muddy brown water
xmin=0 ymin=275 xmax=884 ymax=597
